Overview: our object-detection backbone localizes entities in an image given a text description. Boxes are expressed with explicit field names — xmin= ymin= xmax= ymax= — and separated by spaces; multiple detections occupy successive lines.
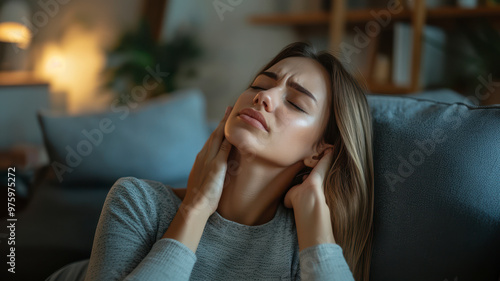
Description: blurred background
xmin=1 ymin=0 xmax=500 ymax=153
xmin=0 ymin=0 xmax=500 ymax=279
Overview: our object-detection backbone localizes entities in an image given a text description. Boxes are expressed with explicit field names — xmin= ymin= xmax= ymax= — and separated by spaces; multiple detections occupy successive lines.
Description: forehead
xmin=265 ymin=57 xmax=330 ymax=100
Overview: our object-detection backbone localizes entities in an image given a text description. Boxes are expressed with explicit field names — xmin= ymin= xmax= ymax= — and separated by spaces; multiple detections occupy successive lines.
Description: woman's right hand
xmin=180 ymin=106 xmax=233 ymax=218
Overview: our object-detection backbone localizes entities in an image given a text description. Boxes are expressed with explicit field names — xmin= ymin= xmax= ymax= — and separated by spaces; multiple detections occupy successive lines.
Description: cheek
xmin=272 ymin=117 xmax=319 ymax=157
xmin=260 ymin=111 xmax=321 ymax=166
xmin=277 ymin=108 xmax=320 ymax=139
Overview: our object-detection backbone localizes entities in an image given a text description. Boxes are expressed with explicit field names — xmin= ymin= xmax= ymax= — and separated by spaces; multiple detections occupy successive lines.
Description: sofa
xmin=1 ymin=88 xmax=498 ymax=281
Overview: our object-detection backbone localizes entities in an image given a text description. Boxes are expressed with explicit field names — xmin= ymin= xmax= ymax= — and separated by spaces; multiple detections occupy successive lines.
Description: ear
xmin=303 ymin=143 xmax=334 ymax=168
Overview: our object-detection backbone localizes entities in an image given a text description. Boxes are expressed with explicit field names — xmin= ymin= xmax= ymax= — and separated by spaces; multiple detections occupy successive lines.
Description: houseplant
xmin=426 ymin=20 xmax=500 ymax=105
xmin=102 ymin=19 xmax=202 ymax=105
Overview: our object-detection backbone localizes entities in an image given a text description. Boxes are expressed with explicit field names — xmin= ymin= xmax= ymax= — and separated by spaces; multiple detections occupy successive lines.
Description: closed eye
xmin=287 ymin=100 xmax=306 ymax=113
xmin=250 ymin=85 xmax=265 ymax=90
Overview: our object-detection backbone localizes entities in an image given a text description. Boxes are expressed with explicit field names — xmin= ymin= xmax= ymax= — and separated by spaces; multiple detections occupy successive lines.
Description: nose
xmin=252 ymin=89 xmax=274 ymax=112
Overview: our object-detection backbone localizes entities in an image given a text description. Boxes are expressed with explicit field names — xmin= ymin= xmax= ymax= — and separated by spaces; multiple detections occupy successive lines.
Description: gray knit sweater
xmin=84 ymin=177 xmax=355 ymax=280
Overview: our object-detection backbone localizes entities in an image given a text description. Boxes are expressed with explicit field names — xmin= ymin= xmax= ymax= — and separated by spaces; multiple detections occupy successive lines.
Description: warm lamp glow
xmin=34 ymin=25 xmax=105 ymax=114
xmin=0 ymin=0 xmax=31 ymax=49
xmin=38 ymin=43 xmax=66 ymax=82
xmin=0 ymin=22 xmax=31 ymax=48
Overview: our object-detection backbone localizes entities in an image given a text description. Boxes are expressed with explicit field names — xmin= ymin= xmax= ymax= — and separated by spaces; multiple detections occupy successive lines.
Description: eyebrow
xmin=260 ymin=71 xmax=317 ymax=103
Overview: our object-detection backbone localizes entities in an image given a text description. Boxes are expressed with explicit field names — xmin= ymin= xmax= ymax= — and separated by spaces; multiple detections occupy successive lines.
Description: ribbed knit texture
xmin=84 ymin=177 xmax=354 ymax=281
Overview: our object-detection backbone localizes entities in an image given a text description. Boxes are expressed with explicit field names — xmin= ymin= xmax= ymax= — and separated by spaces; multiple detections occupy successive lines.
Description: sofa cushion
xmin=366 ymin=93 xmax=500 ymax=280
xmin=38 ymin=88 xmax=209 ymax=186
xmin=381 ymin=88 xmax=476 ymax=105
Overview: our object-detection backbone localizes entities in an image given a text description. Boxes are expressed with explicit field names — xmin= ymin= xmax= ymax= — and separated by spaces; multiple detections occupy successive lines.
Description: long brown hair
xmin=255 ymin=42 xmax=374 ymax=281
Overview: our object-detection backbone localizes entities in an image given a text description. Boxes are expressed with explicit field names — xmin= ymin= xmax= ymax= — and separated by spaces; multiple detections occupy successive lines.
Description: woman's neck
xmin=216 ymin=147 xmax=304 ymax=226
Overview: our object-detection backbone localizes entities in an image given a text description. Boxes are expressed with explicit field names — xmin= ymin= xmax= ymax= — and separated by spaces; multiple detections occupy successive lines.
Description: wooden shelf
xmin=249 ymin=6 xmax=500 ymax=26
xmin=0 ymin=71 xmax=48 ymax=87
xmin=249 ymin=12 xmax=329 ymax=25
xmin=249 ymin=3 xmax=500 ymax=94
xmin=427 ymin=6 xmax=500 ymax=19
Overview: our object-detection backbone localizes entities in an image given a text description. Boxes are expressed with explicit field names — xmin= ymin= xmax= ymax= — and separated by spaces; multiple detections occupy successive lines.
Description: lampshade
xmin=0 ymin=0 xmax=31 ymax=48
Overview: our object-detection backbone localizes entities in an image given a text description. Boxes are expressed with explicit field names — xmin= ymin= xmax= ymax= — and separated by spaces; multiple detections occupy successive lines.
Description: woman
xmin=83 ymin=42 xmax=374 ymax=281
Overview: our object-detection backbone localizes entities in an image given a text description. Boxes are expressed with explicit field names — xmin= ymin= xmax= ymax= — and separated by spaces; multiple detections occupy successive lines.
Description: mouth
xmin=237 ymin=108 xmax=269 ymax=132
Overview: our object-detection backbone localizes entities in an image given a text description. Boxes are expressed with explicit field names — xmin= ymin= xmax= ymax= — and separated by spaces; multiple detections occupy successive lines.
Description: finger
xmin=216 ymin=106 xmax=233 ymax=133
xmin=197 ymin=133 xmax=213 ymax=164
xmin=208 ymin=106 xmax=232 ymax=159
xmin=198 ymin=107 xmax=232 ymax=162
xmin=283 ymin=185 xmax=297 ymax=209
xmin=209 ymin=106 xmax=231 ymax=154
xmin=212 ymin=139 xmax=232 ymax=189
xmin=215 ymin=138 xmax=232 ymax=164
xmin=308 ymin=150 xmax=334 ymax=185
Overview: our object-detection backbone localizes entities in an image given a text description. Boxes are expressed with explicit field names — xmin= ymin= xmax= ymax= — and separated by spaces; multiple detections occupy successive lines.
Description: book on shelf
xmin=392 ymin=22 xmax=447 ymax=88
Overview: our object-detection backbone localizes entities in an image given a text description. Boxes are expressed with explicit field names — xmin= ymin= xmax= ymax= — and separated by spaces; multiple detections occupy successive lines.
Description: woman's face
xmin=225 ymin=56 xmax=331 ymax=167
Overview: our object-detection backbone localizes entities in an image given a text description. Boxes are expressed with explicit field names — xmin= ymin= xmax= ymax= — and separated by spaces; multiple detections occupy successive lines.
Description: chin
xmin=224 ymin=127 xmax=260 ymax=158
xmin=224 ymin=122 xmax=303 ymax=166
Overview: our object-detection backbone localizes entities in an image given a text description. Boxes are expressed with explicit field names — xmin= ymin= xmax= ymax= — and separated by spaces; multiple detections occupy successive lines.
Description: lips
xmin=238 ymin=108 xmax=269 ymax=132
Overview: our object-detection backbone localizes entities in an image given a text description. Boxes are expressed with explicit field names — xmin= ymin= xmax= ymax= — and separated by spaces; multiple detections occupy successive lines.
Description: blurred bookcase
xmin=249 ymin=0 xmax=500 ymax=94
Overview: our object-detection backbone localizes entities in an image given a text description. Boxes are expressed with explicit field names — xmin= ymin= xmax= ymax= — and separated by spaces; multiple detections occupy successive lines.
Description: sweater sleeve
xmin=84 ymin=177 xmax=197 ymax=281
xmin=297 ymin=243 xmax=354 ymax=281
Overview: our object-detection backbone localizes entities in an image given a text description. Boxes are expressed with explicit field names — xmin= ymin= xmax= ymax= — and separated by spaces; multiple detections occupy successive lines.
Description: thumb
xmin=216 ymin=138 xmax=232 ymax=161
xmin=283 ymin=185 xmax=296 ymax=209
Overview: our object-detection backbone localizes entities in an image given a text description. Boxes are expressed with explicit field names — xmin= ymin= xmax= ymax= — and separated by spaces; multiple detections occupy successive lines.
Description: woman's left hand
xmin=284 ymin=149 xmax=336 ymax=251
xmin=284 ymin=149 xmax=333 ymax=211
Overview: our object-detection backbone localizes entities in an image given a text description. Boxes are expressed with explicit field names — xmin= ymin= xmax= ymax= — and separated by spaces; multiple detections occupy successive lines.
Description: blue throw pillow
xmin=38 ymin=88 xmax=209 ymax=186
xmin=366 ymin=93 xmax=500 ymax=280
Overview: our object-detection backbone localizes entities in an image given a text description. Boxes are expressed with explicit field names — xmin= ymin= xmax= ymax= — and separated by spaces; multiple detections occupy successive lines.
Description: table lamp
xmin=0 ymin=0 xmax=31 ymax=70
